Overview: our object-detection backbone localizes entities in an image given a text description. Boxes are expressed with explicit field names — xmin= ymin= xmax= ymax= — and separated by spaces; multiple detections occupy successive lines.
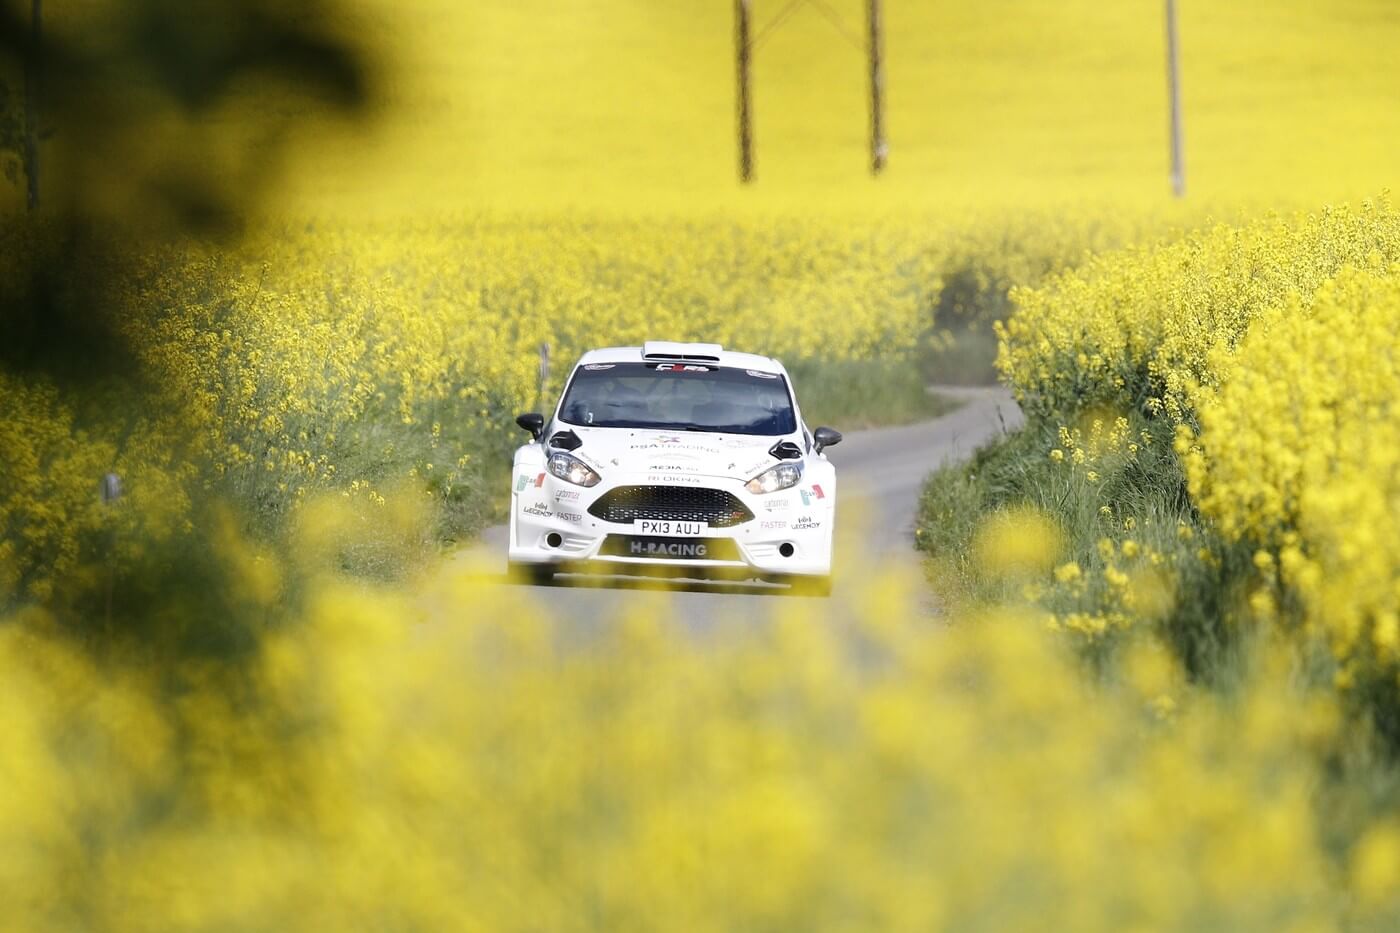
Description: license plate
xmin=634 ymin=519 xmax=708 ymax=536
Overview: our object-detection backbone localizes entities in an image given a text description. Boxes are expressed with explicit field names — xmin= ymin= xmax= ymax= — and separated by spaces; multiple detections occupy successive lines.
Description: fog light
xmin=546 ymin=532 xmax=563 ymax=548
xmin=778 ymin=542 xmax=795 ymax=558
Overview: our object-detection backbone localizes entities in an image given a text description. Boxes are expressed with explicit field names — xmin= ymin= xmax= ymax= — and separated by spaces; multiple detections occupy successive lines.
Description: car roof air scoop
xmin=549 ymin=430 xmax=583 ymax=451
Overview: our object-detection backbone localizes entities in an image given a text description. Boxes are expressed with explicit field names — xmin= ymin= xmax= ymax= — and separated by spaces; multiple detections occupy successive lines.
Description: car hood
xmin=558 ymin=425 xmax=796 ymax=481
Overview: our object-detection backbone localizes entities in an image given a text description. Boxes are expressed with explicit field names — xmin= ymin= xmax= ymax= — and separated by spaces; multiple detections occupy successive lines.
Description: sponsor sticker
xmin=746 ymin=369 xmax=779 ymax=379
xmin=554 ymin=489 xmax=581 ymax=502
xmin=647 ymin=474 xmax=704 ymax=485
xmin=740 ymin=456 xmax=774 ymax=476
xmin=760 ymin=520 xmax=787 ymax=530
xmin=655 ymin=363 xmax=711 ymax=373
xmin=523 ymin=503 xmax=553 ymax=518
xmin=630 ymin=539 xmax=709 ymax=558
xmin=516 ymin=472 xmax=546 ymax=492
xmin=601 ymin=535 xmax=739 ymax=560
xmin=792 ymin=515 xmax=820 ymax=531
xmin=556 ymin=510 xmax=584 ymax=523
xmin=583 ymin=363 xmax=616 ymax=371
xmin=799 ymin=484 xmax=826 ymax=506
xmin=762 ymin=498 xmax=790 ymax=511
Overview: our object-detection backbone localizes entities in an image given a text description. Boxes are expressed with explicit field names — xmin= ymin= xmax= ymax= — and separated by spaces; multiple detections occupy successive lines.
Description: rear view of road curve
xmin=451 ymin=386 xmax=1022 ymax=625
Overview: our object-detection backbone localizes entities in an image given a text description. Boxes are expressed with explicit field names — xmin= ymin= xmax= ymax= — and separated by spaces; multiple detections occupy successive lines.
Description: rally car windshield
xmin=558 ymin=362 xmax=797 ymax=435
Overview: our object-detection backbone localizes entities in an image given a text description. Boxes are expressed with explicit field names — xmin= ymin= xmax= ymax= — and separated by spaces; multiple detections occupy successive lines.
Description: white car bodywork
xmin=508 ymin=342 xmax=837 ymax=592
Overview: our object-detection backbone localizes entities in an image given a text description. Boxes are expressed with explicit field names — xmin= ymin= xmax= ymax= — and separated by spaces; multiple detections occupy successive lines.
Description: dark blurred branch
xmin=0 ymin=0 xmax=374 ymax=381
xmin=22 ymin=0 xmax=37 ymax=209
xmin=128 ymin=1 xmax=366 ymax=113
xmin=0 ymin=0 xmax=371 ymax=223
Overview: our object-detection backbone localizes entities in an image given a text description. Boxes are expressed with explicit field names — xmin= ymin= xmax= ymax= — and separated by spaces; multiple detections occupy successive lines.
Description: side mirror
xmin=515 ymin=412 xmax=545 ymax=441
xmin=813 ymin=426 xmax=842 ymax=454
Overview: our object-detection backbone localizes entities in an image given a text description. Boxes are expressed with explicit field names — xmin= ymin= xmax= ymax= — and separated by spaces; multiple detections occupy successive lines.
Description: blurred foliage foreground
xmin=4 ymin=536 xmax=1400 ymax=931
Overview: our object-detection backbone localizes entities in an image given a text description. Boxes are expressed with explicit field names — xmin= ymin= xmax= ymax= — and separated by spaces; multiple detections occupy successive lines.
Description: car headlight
xmin=745 ymin=461 xmax=803 ymax=495
xmin=547 ymin=451 xmax=602 ymax=487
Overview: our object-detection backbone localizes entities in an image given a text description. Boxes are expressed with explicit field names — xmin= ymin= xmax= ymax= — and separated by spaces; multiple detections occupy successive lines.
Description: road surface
xmin=441 ymin=386 xmax=1021 ymax=626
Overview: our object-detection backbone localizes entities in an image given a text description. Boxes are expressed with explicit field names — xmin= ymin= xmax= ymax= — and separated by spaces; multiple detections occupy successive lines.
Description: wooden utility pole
xmin=735 ymin=0 xmax=754 ymax=183
xmin=22 ymin=0 xmax=41 ymax=210
xmin=1165 ymin=0 xmax=1185 ymax=197
xmin=867 ymin=0 xmax=886 ymax=175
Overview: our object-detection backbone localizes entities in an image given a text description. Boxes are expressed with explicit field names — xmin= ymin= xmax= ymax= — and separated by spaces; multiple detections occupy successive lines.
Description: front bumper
xmin=508 ymin=471 xmax=834 ymax=579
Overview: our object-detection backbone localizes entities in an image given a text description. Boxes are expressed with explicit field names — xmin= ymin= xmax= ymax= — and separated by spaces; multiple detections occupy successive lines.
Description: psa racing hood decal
xmin=628 ymin=441 xmax=725 ymax=455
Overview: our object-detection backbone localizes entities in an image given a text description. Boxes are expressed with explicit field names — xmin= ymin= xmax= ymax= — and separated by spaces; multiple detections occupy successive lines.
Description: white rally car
xmin=508 ymin=342 xmax=841 ymax=595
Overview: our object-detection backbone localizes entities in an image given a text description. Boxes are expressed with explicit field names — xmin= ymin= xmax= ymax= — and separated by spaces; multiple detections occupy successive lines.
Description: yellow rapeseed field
xmin=1186 ymin=266 xmax=1400 ymax=677
xmin=284 ymin=0 xmax=1400 ymax=212
xmin=2 ymin=206 xmax=1166 ymax=603
xmin=994 ymin=199 xmax=1400 ymax=712
xmin=13 ymin=0 xmax=1400 ymax=216
xmin=999 ymin=199 xmax=1400 ymax=422
xmin=7 ymin=1 xmax=1400 ymax=927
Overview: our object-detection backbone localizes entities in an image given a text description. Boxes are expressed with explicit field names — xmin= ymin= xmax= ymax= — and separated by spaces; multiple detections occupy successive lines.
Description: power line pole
xmin=867 ymin=0 xmax=886 ymax=175
xmin=1165 ymin=0 xmax=1185 ymax=197
xmin=23 ymin=0 xmax=41 ymax=210
xmin=735 ymin=0 xmax=754 ymax=184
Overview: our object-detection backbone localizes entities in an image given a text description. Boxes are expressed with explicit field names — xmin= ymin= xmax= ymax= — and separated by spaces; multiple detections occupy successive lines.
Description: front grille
xmin=589 ymin=485 xmax=754 ymax=528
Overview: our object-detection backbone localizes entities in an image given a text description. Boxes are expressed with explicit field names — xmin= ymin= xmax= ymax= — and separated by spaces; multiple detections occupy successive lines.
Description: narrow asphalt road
xmin=442 ymin=386 xmax=1022 ymax=626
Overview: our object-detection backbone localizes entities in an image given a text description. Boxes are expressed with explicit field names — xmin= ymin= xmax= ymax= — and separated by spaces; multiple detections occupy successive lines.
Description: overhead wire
xmin=751 ymin=0 xmax=806 ymax=53
xmin=750 ymin=0 xmax=866 ymax=56
xmin=802 ymin=0 xmax=867 ymax=54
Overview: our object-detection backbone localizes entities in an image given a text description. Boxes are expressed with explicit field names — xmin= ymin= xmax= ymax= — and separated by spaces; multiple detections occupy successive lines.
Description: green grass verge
xmin=914 ymin=412 xmax=1255 ymax=681
xmin=788 ymin=358 xmax=960 ymax=431
xmin=912 ymin=404 xmax=1400 ymax=866
xmin=919 ymin=324 xmax=1001 ymax=387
